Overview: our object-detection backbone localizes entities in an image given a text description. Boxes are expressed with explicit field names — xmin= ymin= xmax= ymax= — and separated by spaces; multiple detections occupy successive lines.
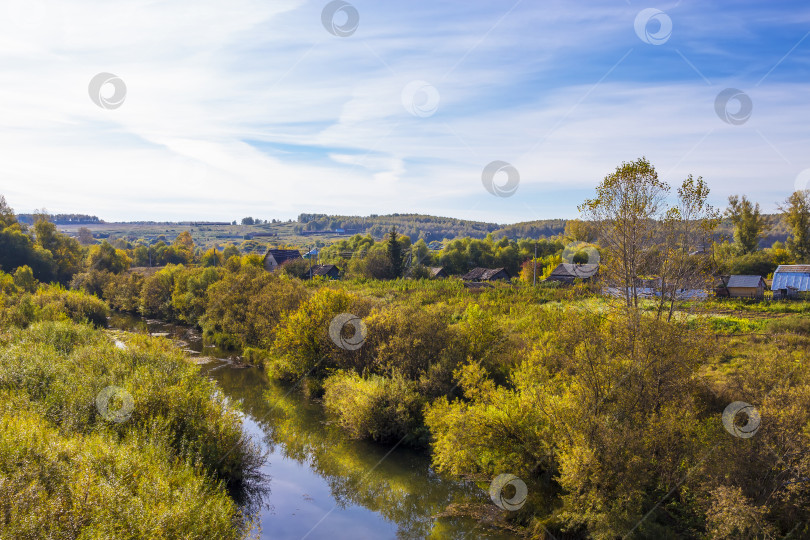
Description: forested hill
xmin=294 ymin=213 xmax=568 ymax=242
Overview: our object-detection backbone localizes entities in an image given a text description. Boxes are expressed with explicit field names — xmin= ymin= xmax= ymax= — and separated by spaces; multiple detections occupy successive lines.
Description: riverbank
xmin=108 ymin=311 xmax=519 ymax=539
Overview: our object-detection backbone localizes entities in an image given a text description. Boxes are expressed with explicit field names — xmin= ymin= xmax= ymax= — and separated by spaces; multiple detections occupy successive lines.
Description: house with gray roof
xmin=545 ymin=263 xmax=599 ymax=284
xmin=460 ymin=267 xmax=510 ymax=282
xmin=723 ymin=275 xmax=767 ymax=299
xmin=263 ymin=248 xmax=302 ymax=272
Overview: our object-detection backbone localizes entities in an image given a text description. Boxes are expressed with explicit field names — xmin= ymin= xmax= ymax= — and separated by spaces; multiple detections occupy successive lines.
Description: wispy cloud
xmin=1 ymin=0 xmax=809 ymax=221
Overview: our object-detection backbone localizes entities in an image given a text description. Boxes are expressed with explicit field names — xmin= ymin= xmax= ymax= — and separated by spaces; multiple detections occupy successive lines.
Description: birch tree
xmin=579 ymin=158 xmax=669 ymax=308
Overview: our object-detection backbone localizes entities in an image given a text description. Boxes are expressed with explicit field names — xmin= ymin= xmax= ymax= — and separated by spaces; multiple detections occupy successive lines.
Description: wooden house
xmin=460 ymin=267 xmax=511 ymax=282
xmin=724 ymin=275 xmax=766 ymax=299
xmin=429 ymin=267 xmax=448 ymax=279
xmin=263 ymin=249 xmax=302 ymax=272
xmin=545 ymin=263 xmax=599 ymax=284
xmin=309 ymin=264 xmax=340 ymax=280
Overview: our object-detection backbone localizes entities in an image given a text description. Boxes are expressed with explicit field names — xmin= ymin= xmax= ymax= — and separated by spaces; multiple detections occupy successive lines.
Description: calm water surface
xmin=108 ymin=312 xmax=518 ymax=540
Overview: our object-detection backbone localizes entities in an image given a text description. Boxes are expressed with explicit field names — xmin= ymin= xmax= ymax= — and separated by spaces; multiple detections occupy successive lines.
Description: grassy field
xmin=56 ymin=221 xmax=350 ymax=251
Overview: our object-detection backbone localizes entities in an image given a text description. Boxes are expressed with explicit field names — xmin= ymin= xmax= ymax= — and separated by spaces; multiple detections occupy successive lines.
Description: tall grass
xmin=0 ymin=320 xmax=263 ymax=539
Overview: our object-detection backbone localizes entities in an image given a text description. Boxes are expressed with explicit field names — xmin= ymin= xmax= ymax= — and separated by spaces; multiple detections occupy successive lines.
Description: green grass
xmin=0 ymin=319 xmax=263 ymax=539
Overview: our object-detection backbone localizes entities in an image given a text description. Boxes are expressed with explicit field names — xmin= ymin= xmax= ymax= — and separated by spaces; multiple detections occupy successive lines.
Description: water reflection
xmin=108 ymin=312 xmax=517 ymax=539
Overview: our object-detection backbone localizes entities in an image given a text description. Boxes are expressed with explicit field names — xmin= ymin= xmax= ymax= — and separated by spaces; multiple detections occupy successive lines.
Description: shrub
xmin=140 ymin=265 xmax=181 ymax=319
xmin=202 ymin=266 xmax=308 ymax=349
xmin=29 ymin=286 xmax=109 ymax=327
xmin=323 ymin=371 xmax=429 ymax=446
xmin=0 ymin=404 xmax=250 ymax=540
xmin=0 ymin=320 xmax=264 ymax=492
xmin=268 ymin=287 xmax=373 ymax=381
xmin=100 ymin=271 xmax=143 ymax=312
xmin=171 ymin=266 xmax=223 ymax=325
xmin=360 ymin=303 xmax=454 ymax=380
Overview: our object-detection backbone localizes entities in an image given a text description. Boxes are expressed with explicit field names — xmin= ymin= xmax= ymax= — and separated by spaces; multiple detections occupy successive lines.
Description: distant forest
xmin=293 ymin=212 xmax=788 ymax=247
xmin=22 ymin=210 xmax=791 ymax=247
xmin=17 ymin=213 xmax=102 ymax=225
xmin=294 ymin=213 xmax=568 ymax=242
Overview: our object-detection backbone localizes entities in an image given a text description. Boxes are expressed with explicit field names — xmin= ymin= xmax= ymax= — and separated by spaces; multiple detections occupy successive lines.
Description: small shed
xmin=263 ymin=249 xmax=302 ymax=272
xmin=460 ymin=267 xmax=511 ymax=282
xmin=309 ymin=264 xmax=340 ymax=280
xmin=772 ymin=265 xmax=810 ymax=295
xmin=429 ymin=267 xmax=448 ymax=279
xmin=725 ymin=275 xmax=766 ymax=299
xmin=545 ymin=263 xmax=599 ymax=284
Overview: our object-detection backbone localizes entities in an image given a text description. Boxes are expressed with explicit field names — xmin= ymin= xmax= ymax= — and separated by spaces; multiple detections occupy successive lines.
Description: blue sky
xmin=1 ymin=0 xmax=809 ymax=223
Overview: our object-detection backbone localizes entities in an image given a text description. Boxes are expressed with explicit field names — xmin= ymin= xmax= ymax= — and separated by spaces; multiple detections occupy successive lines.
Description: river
xmin=108 ymin=312 xmax=519 ymax=540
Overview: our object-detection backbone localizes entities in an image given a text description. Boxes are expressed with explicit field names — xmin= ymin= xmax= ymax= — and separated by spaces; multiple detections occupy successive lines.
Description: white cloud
xmin=0 ymin=0 xmax=808 ymax=222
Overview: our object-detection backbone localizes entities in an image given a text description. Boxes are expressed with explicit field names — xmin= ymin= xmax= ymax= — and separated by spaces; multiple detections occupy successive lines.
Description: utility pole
xmin=533 ymin=242 xmax=537 ymax=286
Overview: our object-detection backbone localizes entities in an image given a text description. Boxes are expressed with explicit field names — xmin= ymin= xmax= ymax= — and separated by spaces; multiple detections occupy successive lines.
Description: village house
xmin=429 ymin=267 xmax=448 ymax=279
xmin=717 ymin=275 xmax=767 ymax=299
xmin=545 ymin=263 xmax=599 ymax=284
xmin=263 ymin=248 xmax=302 ymax=272
xmin=771 ymin=265 xmax=810 ymax=299
xmin=460 ymin=267 xmax=511 ymax=282
xmin=309 ymin=264 xmax=341 ymax=280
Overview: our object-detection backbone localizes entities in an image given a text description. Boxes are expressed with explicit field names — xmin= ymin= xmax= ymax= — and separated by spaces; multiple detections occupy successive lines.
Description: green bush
xmin=32 ymin=285 xmax=109 ymax=327
xmin=0 ymin=319 xmax=263 ymax=538
xmin=323 ymin=371 xmax=428 ymax=446
xmin=140 ymin=265 xmax=181 ymax=319
xmin=0 ymin=321 xmax=263 ymax=491
xmin=202 ymin=265 xmax=308 ymax=349
xmin=360 ymin=303 xmax=454 ymax=379
xmin=268 ymin=287 xmax=372 ymax=381
xmin=0 ymin=403 xmax=251 ymax=540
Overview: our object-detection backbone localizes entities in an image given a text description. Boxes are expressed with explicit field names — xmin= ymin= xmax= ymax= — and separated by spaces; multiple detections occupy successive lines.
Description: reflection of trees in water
xmin=107 ymin=315 xmax=513 ymax=538
xmin=212 ymin=366 xmax=490 ymax=538
xmin=261 ymin=382 xmax=491 ymax=539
